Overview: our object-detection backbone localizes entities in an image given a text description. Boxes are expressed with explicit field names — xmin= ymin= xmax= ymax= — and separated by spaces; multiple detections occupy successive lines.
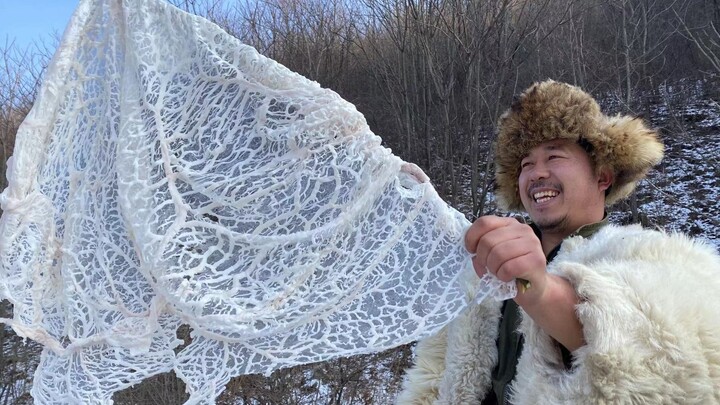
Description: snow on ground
xmin=640 ymin=128 xmax=720 ymax=249
xmin=642 ymin=81 xmax=720 ymax=249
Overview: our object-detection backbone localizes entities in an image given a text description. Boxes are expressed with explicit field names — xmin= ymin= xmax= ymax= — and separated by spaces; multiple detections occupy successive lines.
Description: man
xmin=397 ymin=80 xmax=720 ymax=404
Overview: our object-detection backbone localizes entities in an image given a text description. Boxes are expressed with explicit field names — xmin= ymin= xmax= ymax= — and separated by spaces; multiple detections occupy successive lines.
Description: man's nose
xmin=529 ymin=161 xmax=550 ymax=181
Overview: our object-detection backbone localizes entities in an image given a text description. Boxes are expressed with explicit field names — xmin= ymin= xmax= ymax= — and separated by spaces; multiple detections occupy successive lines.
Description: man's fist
xmin=465 ymin=216 xmax=547 ymax=302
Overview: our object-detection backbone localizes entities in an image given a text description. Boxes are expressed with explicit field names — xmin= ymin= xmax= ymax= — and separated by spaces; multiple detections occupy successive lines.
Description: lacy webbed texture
xmin=0 ymin=0 xmax=515 ymax=403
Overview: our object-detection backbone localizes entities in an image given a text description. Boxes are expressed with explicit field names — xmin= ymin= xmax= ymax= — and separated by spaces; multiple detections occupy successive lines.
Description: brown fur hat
xmin=494 ymin=80 xmax=664 ymax=212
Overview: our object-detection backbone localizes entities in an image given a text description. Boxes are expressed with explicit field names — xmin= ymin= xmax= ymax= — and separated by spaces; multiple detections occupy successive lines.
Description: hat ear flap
xmin=601 ymin=115 xmax=664 ymax=205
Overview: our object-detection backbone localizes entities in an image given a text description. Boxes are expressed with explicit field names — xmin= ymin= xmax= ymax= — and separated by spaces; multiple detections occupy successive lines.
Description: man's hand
xmin=464 ymin=216 xmax=547 ymax=305
xmin=465 ymin=215 xmax=585 ymax=352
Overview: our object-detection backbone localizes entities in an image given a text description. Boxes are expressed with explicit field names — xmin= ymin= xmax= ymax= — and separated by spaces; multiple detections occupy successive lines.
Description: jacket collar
xmin=530 ymin=213 xmax=609 ymax=262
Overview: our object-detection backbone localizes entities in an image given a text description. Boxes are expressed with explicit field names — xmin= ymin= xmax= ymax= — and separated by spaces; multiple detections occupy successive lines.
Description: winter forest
xmin=1 ymin=0 xmax=719 ymax=403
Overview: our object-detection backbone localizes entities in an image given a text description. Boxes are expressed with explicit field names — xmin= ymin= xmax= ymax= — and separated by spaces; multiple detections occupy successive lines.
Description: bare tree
xmin=675 ymin=0 xmax=720 ymax=74
xmin=0 ymin=40 xmax=49 ymax=190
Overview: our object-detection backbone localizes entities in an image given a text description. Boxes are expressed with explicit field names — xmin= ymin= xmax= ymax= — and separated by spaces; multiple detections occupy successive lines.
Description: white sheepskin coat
xmin=396 ymin=224 xmax=720 ymax=404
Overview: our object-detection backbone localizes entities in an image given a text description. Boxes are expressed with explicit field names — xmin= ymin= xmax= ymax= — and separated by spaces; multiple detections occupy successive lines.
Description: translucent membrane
xmin=0 ymin=0 xmax=513 ymax=402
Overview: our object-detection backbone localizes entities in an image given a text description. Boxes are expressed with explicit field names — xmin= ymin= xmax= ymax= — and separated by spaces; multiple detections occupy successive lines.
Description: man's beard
xmin=535 ymin=213 xmax=569 ymax=233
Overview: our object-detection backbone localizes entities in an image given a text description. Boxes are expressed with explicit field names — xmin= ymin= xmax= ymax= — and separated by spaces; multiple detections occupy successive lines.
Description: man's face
xmin=518 ymin=139 xmax=611 ymax=234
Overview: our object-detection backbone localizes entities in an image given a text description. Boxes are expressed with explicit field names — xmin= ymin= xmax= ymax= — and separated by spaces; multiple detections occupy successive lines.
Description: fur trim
xmin=395 ymin=329 xmax=449 ymax=405
xmin=437 ymin=299 xmax=501 ymax=404
xmin=396 ymin=268 xmax=501 ymax=405
xmin=511 ymin=225 xmax=720 ymax=404
xmin=494 ymin=80 xmax=664 ymax=211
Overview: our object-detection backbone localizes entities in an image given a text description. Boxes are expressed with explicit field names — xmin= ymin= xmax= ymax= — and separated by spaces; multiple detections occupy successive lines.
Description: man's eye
xmin=521 ymin=161 xmax=533 ymax=169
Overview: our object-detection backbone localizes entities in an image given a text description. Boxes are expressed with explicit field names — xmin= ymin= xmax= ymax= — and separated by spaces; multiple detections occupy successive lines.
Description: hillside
xmin=642 ymin=82 xmax=720 ymax=248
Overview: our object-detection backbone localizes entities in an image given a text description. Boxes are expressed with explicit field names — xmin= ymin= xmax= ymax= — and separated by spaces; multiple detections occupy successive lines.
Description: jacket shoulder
xmin=556 ymin=224 xmax=720 ymax=274
xmin=512 ymin=224 xmax=720 ymax=404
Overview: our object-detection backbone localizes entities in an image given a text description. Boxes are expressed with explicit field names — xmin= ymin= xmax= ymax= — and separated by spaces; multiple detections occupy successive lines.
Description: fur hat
xmin=494 ymin=80 xmax=664 ymax=212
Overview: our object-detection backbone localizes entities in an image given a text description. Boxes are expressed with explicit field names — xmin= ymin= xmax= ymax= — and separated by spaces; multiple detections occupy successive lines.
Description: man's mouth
xmin=533 ymin=190 xmax=559 ymax=203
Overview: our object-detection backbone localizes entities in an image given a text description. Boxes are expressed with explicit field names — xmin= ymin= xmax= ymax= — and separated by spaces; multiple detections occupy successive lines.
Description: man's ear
xmin=597 ymin=167 xmax=614 ymax=192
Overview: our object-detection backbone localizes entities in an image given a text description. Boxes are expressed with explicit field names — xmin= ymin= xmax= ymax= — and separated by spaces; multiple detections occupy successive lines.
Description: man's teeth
xmin=533 ymin=190 xmax=559 ymax=203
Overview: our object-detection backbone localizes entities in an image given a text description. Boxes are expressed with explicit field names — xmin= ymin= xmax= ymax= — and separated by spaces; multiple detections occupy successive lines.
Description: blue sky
xmin=0 ymin=1 xmax=79 ymax=50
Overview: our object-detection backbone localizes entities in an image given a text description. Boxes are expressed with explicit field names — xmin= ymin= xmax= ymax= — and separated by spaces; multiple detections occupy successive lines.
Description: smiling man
xmin=397 ymin=80 xmax=720 ymax=404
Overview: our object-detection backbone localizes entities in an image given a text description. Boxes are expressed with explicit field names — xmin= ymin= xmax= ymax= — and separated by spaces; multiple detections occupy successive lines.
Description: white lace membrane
xmin=0 ymin=0 xmax=515 ymax=402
